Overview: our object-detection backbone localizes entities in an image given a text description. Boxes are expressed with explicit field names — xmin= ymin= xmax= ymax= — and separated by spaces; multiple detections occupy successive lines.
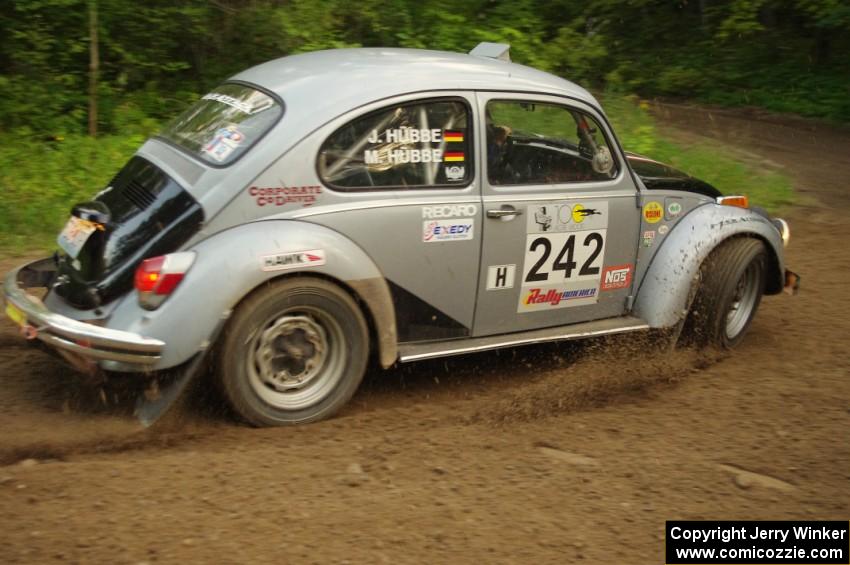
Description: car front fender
xmin=633 ymin=203 xmax=785 ymax=328
xmin=105 ymin=219 xmax=398 ymax=371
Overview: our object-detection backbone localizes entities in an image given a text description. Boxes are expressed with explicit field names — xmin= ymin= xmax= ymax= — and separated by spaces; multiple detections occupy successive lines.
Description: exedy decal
xmin=423 ymin=220 xmax=474 ymax=242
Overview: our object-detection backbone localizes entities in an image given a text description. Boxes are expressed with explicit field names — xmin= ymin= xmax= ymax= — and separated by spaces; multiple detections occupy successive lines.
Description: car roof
xmin=231 ymin=48 xmax=601 ymax=118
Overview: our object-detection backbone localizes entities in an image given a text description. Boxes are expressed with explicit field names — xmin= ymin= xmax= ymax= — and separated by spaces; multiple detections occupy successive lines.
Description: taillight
xmin=134 ymin=252 xmax=195 ymax=310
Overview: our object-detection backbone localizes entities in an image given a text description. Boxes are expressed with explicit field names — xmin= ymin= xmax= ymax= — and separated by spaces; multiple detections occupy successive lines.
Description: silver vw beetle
xmin=3 ymin=43 xmax=797 ymax=426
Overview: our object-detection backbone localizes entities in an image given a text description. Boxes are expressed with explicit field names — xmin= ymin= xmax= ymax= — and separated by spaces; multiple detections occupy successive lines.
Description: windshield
xmin=159 ymin=83 xmax=282 ymax=166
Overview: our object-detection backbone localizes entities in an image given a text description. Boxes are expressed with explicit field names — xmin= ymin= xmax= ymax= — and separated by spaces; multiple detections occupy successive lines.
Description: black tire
xmin=217 ymin=277 xmax=369 ymax=426
xmin=687 ymin=237 xmax=767 ymax=348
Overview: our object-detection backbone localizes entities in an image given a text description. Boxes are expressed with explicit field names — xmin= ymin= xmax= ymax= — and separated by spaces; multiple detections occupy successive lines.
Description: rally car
xmin=2 ymin=43 xmax=797 ymax=426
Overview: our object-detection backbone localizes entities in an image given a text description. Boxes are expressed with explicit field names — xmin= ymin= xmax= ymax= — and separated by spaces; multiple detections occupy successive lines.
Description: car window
xmin=486 ymin=101 xmax=617 ymax=186
xmin=318 ymin=99 xmax=472 ymax=190
xmin=159 ymin=83 xmax=282 ymax=167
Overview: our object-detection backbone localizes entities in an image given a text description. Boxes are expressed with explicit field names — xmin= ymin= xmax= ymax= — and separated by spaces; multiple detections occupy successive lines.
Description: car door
xmin=472 ymin=93 xmax=640 ymax=337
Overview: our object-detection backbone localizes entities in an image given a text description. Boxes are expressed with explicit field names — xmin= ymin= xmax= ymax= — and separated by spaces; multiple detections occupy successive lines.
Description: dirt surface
xmin=1 ymin=107 xmax=849 ymax=564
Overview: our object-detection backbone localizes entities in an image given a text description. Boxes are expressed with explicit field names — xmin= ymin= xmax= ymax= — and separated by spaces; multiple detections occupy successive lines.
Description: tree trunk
xmin=88 ymin=0 xmax=99 ymax=137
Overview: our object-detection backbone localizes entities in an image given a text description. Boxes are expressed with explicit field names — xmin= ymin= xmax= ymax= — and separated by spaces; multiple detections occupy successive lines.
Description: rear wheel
xmin=218 ymin=278 xmax=369 ymax=426
xmin=687 ymin=238 xmax=767 ymax=348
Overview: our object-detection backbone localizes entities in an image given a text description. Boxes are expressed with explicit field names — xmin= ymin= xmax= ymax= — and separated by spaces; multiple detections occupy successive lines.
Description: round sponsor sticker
xmin=667 ymin=201 xmax=683 ymax=216
xmin=658 ymin=224 xmax=669 ymax=235
xmin=572 ymin=203 xmax=587 ymax=224
xmin=643 ymin=201 xmax=663 ymax=224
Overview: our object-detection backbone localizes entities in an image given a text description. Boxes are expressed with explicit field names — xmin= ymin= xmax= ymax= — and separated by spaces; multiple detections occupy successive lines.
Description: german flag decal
xmin=444 ymin=130 xmax=464 ymax=142
xmin=444 ymin=151 xmax=465 ymax=162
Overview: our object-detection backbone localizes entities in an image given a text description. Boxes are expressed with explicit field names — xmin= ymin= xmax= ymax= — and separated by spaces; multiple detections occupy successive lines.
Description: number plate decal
xmin=57 ymin=216 xmax=97 ymax=259
xmin=518 ymin=202 xmax=608 ymax=313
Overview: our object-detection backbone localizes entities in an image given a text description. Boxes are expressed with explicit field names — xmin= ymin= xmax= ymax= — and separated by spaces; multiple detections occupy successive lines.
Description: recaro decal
xmin=422 ymin=204 xmax=477 ymax=218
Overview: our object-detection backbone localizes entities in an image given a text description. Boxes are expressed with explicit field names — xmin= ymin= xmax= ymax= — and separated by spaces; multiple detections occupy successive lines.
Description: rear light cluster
xmin=134 ymin=252 xmax=195 ymax=310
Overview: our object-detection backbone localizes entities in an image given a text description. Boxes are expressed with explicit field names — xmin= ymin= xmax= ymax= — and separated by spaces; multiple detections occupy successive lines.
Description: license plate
xmin=57 ymin=216 xmax=97 ymax=258
xmin=4 ymin=301 xmax=25 ymax=327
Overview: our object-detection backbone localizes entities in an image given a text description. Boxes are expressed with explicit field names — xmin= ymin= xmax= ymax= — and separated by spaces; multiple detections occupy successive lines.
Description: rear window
xmin=159 ymin=83 xmax=282 ymax=166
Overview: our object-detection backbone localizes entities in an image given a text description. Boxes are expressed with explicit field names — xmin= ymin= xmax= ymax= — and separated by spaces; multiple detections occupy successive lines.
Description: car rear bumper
xmin=2 ymin=258 xmax=165 ymax=368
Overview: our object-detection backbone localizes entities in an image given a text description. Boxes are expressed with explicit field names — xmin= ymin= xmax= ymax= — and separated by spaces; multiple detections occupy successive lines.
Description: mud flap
xmin=133 ymin=316 xmax=227 ymax=427
xmin=134 ymin=350 xmax=208 ymax=427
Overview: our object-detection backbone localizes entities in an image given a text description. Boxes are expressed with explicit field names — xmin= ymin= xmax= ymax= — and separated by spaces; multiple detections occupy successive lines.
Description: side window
xmin=486 ymin=101 xmax=618 ymax=186
xmin=318 ymin=99 xmax=472 ymax=190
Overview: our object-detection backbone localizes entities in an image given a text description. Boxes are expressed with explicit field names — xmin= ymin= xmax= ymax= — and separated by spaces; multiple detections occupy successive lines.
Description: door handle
xmin=487 ymin=207 xmax=523 ymax=218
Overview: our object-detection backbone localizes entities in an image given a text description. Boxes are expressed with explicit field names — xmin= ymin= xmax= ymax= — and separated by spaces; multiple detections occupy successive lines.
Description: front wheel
xmin=687 ymin=238 xmax=767 ymax=348
xmin=218 ymin=278 xmax=369 ymax=426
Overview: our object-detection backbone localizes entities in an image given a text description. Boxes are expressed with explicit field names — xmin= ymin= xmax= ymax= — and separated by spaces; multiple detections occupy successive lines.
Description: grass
xmin=0 ymin=96 xmax=795 ymax=254
xmin=0 ymin=134 xmax=145 ymax=254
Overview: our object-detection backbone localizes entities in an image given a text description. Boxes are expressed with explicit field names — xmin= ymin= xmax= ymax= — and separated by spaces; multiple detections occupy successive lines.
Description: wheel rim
xmin=725 ymin=262 xmax=761 ymax=339
xmin=246 ymin=308 xmax=347 ymax=411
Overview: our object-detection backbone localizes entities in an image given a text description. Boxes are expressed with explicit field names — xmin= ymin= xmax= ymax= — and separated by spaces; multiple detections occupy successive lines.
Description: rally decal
xmin=261 ymin=249 xmax=326 ymax=271
xmin=249 ymin=185 xmax=322 ymax=207
xmin=445 ymin=165 xmax=465 ymax=180
xmin=486 ymin=264 xmax=516 ymax=290
xmin=601 ymin=264 xmax=633 ymax=291
xmin=421 ymin=204 xmax=476 ymax=242
xmin=665 ymin=198 xmax=683 ymax=220
xmin=203 ymin=126 xmax=244 ymax=163
xmin=423 ymin=219 xmax=474 ymax=242
xmin=643 ymin=201 xmax=663 ymax=223
xmin=518 ymin=202 xmax=608 ymax=312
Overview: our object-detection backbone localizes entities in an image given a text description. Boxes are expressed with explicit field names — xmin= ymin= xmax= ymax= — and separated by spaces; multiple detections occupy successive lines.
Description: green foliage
xmin=1 ymin=0 xmax=848 ymax=134
xmin=0 ymin=133 xmax=141 ymax=251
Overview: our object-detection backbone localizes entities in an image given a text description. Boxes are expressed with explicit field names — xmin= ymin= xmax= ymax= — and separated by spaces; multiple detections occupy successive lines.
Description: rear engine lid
xmin=54 ymin=156 xmax=203 ymax=309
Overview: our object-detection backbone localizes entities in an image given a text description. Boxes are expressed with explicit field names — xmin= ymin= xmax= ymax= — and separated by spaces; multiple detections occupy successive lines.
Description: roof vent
xmin=469 ymin=42 xmax=511 ymax=62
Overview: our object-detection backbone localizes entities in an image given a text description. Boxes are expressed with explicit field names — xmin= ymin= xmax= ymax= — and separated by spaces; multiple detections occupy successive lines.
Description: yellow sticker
xmin=572 ymin=203 xmax=586 ymax=224
xmin=643 ymin=201 xmax=663 ymax=224
xmin=5 ymin=302 xmax=25 ymax=327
